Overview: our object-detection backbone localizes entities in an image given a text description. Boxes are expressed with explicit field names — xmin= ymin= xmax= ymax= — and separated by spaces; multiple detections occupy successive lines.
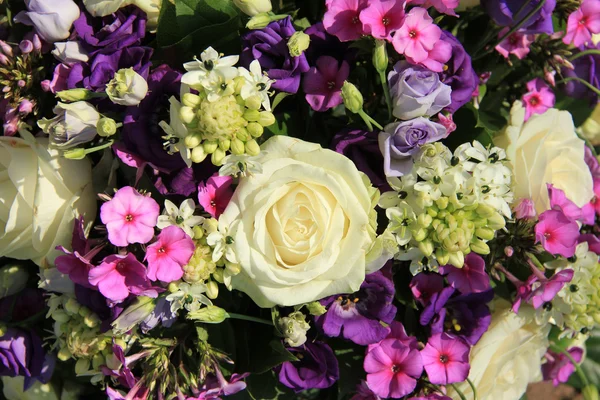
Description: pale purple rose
xmin=379 ymin=117 xmax=447 ymax=177
xmin=14 ymin=0 xmax=80 ymax=43
xmin=388 ymin=61 xmax=452 ymax=120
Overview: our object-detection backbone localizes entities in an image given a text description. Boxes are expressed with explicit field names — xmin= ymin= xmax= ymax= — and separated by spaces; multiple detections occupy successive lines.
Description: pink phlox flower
xmin=198 ymin=174 xmax=234 ymax=218
xmin=579 ymin=233 xmax=600 ymax=255
xmin=145 ymin=226 xmax=195 ymax=283
xmin=563 ymin=0 xmax=600 ymax=46
xmin=323 ymin=0 xmax=368 ymax=42
xmin=530 ymin=269 xmax=574 ymax=309
xmin=512 ymin=274 xmax=538 ymax=313
xmin=535 ymin=209 xmax=580 ymax=258
xmin=420 ymin=333 xmax=470 ymax=385
xmin=360 ymin=0 xmax=406 ymax=40
xmin=514 ymin=197 xmax=537 ymax=219
xmin=303 ymin=55 xmax=350 ymax=112
xmin=437 ymin=113 xmax=456 ymax=135
xmin=100 ymin=186 xmax=160 ymax=247
xmin=88 ymin=253 xmax=157 ymax=302
xmin=410 ymin=0 xmax=460 ymax=17
xmin=405 ymin=39 xmax=453 ymax=73
xmin=590 ymin=177 xmax=600 ymax=216
xmin=522 ymin=78 xmax=555 ymax=121
xmin=350 ymin=380 xmax=382 ymax=400
xmin=392 ymin=8 xmax=442 ymax=65
xmin=542 ymin=347 xmax=584 ymax=386
xmin=439 ymin=253 xmax=491 ymax=294
xmin=547 ymin=183 xmax=592 ymax=224
xmin=495 ymin=28 xmax=535 ymax=60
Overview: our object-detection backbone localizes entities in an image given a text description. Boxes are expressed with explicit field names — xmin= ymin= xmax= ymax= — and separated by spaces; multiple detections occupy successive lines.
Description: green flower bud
xmin=417 ymin=213 xmax=432 ymax=228
xmin=413 ymin=228 xmax=427 ymax=242
xmin=211 ymin=148 xmax=226 ymax=166
xmin=372 ymin=39 xmax=389 ymax=74
xmin=487 ymin=212 xmax=506 ymax=230
xmin=203 ymin=141 xmax=218 ymax=154
xmin=106 ymin=68 xmax=148 ymax=106
xmin=56 ymin=88 xmax=105 ymax=102
xmin=245 ymin=95 xmax=263 ymax=110
xmin=185 ymin=133 xmax=202 ymax=149
xmin=341 ymin=81 xmax=364 ymax=114
xmin=448 ymin=251 xmax=465 ymax=268
xmin=182 ymin=93 xmax=201 ymax=108
xmin=258 ymin=111 xmax=276 ymax=127
xmin=193 ymin=225 xmax=204 ymax=240
xmin=57 ymin=347 xmax=72 ymax=361
xmin=64 ymin=298 xmax=81 ymax=315
xmin=0 ymin=263 xmax=28 ymax=298
xmin=470 ymin=238 xmax=490 ymax=255
xmin=287 ymin=31 xmax=311 ymax=57
xmin=112 ymin=296 xmax=155 ymax=334
xmin=212 ymin=268 xmax=224 ymax=283
xmin=245 ymin=139 xmax=261 ymax=156
xmin=236 ymin=127 xmax=251 ymax=141
xmin=475 ymin=227 xmax=495 ymax=241
xmin=92 ymin=354 xmax=105 ymax=370
xmin=436 ymin=249 xmax=450 ymax=265
xmin=418 ymin=240 xmax=434 ymax=257
xmin=63 ymin=148 xmax=87 ymax=160
xmin=219 ymin=139 xmax=231 ymax=151
xmin=191 ymin=146 xmax=207 ymax=163
xmin=436 ymin=197 xmax=449 ymax=210
xmin=206 ymin=280 xmax=219 ymax=299
xmin=475 ymin=204 xmax=495 ymax=218
xmin=52 ymin=310 xmax=70 ymax=323
xmin=247 ymin=122 xmax=264 ymax=137
xmin=180 ymin=106 xmax=197 ymax=125
xmin=231 ymin=138 xmax=246 ymax=155
xmin=96 ymin=117 xmax=118 ymax=137
xmin=187 ymin=305 xmax=229 ymax=324
xmin=244 ymin=109 xmax=261 ymax=122
xmin=246 ymin=12 xmax=287 ymax=29
xmin=306 ymin=301 xmax=327 ymax=316
xmin=75 ymin=358 xmax=89 ymax=375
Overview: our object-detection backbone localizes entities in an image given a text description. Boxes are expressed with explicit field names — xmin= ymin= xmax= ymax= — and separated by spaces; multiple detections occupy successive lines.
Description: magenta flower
xmin=535 ymin=209 xmax=580 ymax=258
xmin=323 ymin=0 xmax=368 ymax=42
xmin=495 ymin=28 xmax=535 ymax=59
xmin=439 ymin=253 xmax=491 ymax=294
xmin=88 ymin=253 xmax=156 ymax=302
xmin=100 ymin=187 xmax=160 ymax=247
xmin=145 ymin=226 xmax=195 ymax=283
xmin=392 ymin=7 xmax=441 ymax=64
xmin=564 ymin=0 xmax=600 ymax=46
xmin=522 ymin=78 xmax=555 ymax=121
xmin=364 ymin=337 xmax=423 ymax=398
xmin=548 ymin=184 xmax=594 ymax=224
xmin=359 ymin=0 xmax=406 ymax=40
xmin=437 ymin=113 xmax=456 ymax=135
xmin=56 ymin=217 xmax=103 ymax=287
xmin=411 ymin=0 xmax=460 ymax=16
xmin=406 ymin=39 xmax=453 ymax=73
xmin=420 ymin=333 xmax=470 ymax=385
xmin=198 ymin=174 xmax=234 ymax=219
xmin=530 ymin=269 xmax=574 ymax=309
xmin=303 ymin=55 xmax=350 ymax=112
xmin=543 ymin=347 xmax=584 ymax=386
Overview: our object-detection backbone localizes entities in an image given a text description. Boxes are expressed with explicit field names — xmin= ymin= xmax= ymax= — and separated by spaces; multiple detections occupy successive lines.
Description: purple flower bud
xmin=40 ymin=80 xmax=52 ymax=92
xmin=32 ymin=34 xmax=42 ymax=51
xmin=0 ymin=40 xmax=13 ymax=57
xmin=3 ymin=120 xmax=18 ymax=136
xmin=504 ymin=246 xmax=515 ymax=257
xmin=17 ymin=80 xmax=26 ymax=88
xmin=18 ymin=99 xmax=34 ymax=115
xmin=0 ymin=54 xmax=9 ymax=66
xmin=19 ymin=40 xmax=34 ymax=54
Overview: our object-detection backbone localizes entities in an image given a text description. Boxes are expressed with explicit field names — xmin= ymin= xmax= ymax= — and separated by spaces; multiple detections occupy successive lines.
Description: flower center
xmin=409 ymin=30 xmax=418 ymax=38
xmin=439 ymin=354 xmax=449 ymax=364
xmin=570 ymin=284 xmax=579 ymax=292
xmin=382 ymin=17 xmax=390 ymax=26
xmin=204 ymin=60 xmax=214 ymax=71
xmin=352 ymin=15 xmax=360 ymax=24
xmin=116 ymin=262 xmax=127 ymax=273
xmin=543 ymin=302 xmax=553 ymax=311
xmin=508 ymin=34 xmax=519 ymax=45
xmin=257 ymin=82 xmax=267 ymax=91
xmin=125 ymin=214 xmax=134 ymax=222
xmin=158 ymin=247 xmax=166 ymax=253
xmin=175 ymin=216 xmax=184 ymax=224
xmin=391 ymin=364 xmax=400 ymax=373
xmin=210 ymin=200 xmax=217 ymax=208
xmin=327 ymin=81 xmax=336 ymax=89
xmin=337 ymin=295 xmax=359 ymax=310
xmin=529 ymin=95 xmax=540 ymax=106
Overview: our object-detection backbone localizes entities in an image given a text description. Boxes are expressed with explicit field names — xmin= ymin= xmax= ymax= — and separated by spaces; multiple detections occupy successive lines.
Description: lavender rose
xmin=481 ymin=0 xmax=556 ymax=34
xmin=439 ymin=31 xmax=478 ymax=113
xmin=389 ymin=61 xmax=452 ymax=120
xmin=277 ymin=341 xmax=339 ymax=392
xmin=379 ymin=117 xmax=447 ymax=177
xmin=241 ymin=16 xmax=310 ymax=94
xmin=14 ymin=0 xmax=80 ymax=43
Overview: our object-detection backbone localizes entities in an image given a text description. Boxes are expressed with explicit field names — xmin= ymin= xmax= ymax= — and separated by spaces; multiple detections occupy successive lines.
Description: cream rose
xmin=451 ymin=299 xmax=550 ymax=400
xmin=219 ymin=136 xmax=388 ymax=307
xmin=495 ymin=102 xmax=594 ymax=214
xmin=0 ymin=133 xmax=96 ymax=267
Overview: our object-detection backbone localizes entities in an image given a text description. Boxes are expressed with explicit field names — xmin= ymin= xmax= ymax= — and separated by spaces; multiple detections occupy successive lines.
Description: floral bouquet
xmin=1 ymin=0 xmax=600 ymax=399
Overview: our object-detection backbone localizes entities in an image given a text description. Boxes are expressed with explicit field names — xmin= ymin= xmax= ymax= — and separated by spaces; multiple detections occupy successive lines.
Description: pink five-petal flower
xmin=88 ymin=253 xmax=153 ymax=302
xmin=303 ymin=55 xmax=350 ymax=112
xmin=198 ymin=174 xmax=234 ymax=218
xmin=392 ymin=7 xmax=441 ymax=64
xmin=323 ymin=0 xmax=368 ymax=42
xmin=495 ymin=28 xmax=535 ymax=60
xmin=421 ymin=333 xmax=470 ymax=385
xmin=359 ymin=0 xmax=406 ymax=40
xmin=405 ymin=39 xmax=452 ymax=73
xmin=100 ymin=186 xmax=160 ymax=247
xmin=530 ymin=269 xmax=574 ymax=309
xmin=145 ymin=226 xmax=195 ymax=283
xmin=547 ymin=183 xmax=589 ymax=223
xmin=439 ymin=253 xmax=491 ymax=294
xmin=563 ymin=0 xmax=600 ymax=47
xmin=542 ymin=347 xmax=584 ymax=386
xmin=535 ymin=209 xmax=580 ymax=258
xmin=364 ymin=338 xmax=423 ymax=398
xmin=522 ymin=78 xmax=555 ymax=121
xmin=410 ymin=0 xmax=460 ymax=16
xmin=592 ymin=177 xmax=600 ymax=216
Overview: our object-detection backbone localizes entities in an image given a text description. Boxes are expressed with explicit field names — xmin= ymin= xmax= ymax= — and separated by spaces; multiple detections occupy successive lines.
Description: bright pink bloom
xmin=303 ymin=55 xmax=350 ymax=112
xmin=563 ymin=0 xmax=600 ymax=46
xmin=359 ymin=0 xmax=406 ymax=40
xmin=542 ymin=347 xmax=584 ymax=386
xmin=100 ymin=187 xmax=160 ymax=247
xmin=392 ymin=8 xmax=441 ymax=64
xmin=437 ymin=113 xmax=456 ymax=135
xmin=522 ymin=78 xmax=555 ymax=121
xmin=591 ymin=177 xmax=600 ymax=216
xmin=323 ymin=0 xmax=368 ymax=42
xmin=364 ymin=337 xmax=423 ymax=398
xmin=145 ymin=226 xmax=195 ymax=283
xmin=512 ymin=274 xmax=538 ymax=313
xmin=420 ymin=333 xmax=470 ymax=385
xmin=548 ymin=183 xmax=593 ymax=224
xmin=410 ymin=0 xmax=459 ymax=16
xmin=530 ymin=269 xmax=574 ymax=309
xmin=198 ymin=174 xmax=234 ymax=219
xmin=439 ymin=253 xmax=491 ymax=294
xmin=579 ymin=233 xmax=600 ymax=254
xmin=535 ymin=209 xmax=580 ymax=258
xmin=88 ymin=253 xmax=156 ymax=302
xmin=514 ymin=198 xmax=537 ymax=219
xmin=405 ymin=39 xmax=453 ymax=73
xmin=495 ymin=28 xmax=535 ymax=60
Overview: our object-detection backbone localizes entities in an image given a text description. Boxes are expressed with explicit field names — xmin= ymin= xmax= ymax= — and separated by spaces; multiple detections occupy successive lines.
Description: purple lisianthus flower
xmin=379 ymin=117 xmax=447 ymax=177
xmin=241 ymin=16 xmax=309 ymax=94
xmin=305 ymin=22 xmax=352 ymax=65
xmin=0 ymin=328 xmax=47 ymax=387
xmin=315 ymin=268 xmax=397 ymax=346
xmin=482 ymin=0 xmax=556 ymax=34
xmin=438 ymin=253 xmax=491 ymax=294
xmin=563 ymin=43 xmax=600 ymax=103
xmin=332 ymin=129 xmax=390 ymax=192
xmin=439 ymin=31 xmax=478 ymax=113
xmin=389 ymin=61 xmax=452 ymax=120
xmin=542 ymin=347 xmax=584 ymax=386
xmin=277 ymin=341 xmax=339 ymax=392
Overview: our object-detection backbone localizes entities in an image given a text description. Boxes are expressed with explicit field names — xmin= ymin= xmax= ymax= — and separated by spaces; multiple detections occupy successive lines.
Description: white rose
xmin=233 ymin=0 xmax=272 ymax=16
xmin=133 ymin=0 xmax=161 ymax=31
xmin=0 ymin=133 xmax=97 ymax=267
xmin=38 ymin=102 xmax=100 ymax=149
xmin=106 ymin=68 xmax=149 ymax=107
xmin=450 ymin=299 xmax=550 ymax=400
xmin=52 ymin=42 xmax=89 ymax=65
xmin=82 ymin=0 xmax=132 ymax=16
xmin=495 ymin=102 xmax=594 ymax=214
xmin=219 ymin=136 xmax=388 ymax=307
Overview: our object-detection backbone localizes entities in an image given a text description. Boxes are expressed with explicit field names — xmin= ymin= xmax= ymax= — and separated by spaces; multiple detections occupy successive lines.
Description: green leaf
xmin=554 ymin=92 xmax=596 ymax=127
xmin=331 ymin=339 xmax=366 ymax=399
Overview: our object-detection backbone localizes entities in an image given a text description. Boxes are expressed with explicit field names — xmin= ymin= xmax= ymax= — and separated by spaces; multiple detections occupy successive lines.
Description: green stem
xmin=227 ymin=313 xmax=273 ymax=326
xmin=474 ymin=0 xmax=546 ymax=60
xmin=358 ymin=109 xmax=374 ymax=131
xmin=557 ymin=77 xmax=600 ymax=97
xmin=379 ymin=71 xmax=393 ymax=121
xmin=451 ymin=383 xmax=468 ymax=400
xmin=550 ymin=345 xmax=589 ymax=387
xmin=359 ymin=110 xmax=384 ymax=130
xmin=467 ymin=378 xmax=478 ymax=400
xmin=570 ymin=49 xmax=600 ymax=61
